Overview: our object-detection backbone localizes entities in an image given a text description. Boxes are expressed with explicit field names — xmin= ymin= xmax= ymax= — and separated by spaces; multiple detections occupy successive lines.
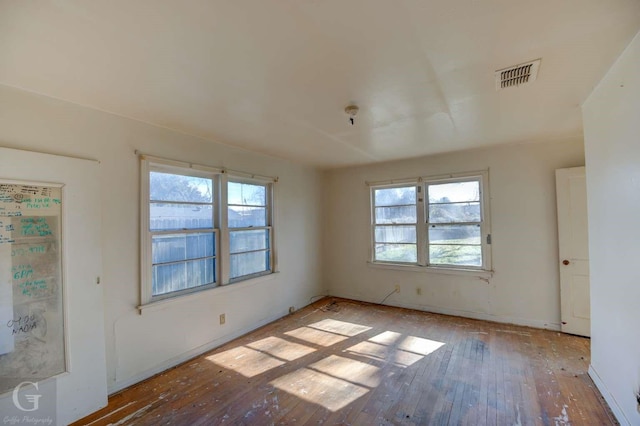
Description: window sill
xmin=367 ymin=261 xmax=494 ymax=279
xmin=137 ymin=271 xmax=279 ymax=314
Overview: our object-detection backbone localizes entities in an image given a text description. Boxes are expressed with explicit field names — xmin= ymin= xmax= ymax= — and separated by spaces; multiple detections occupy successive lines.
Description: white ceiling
xmin=1 ymin=1 xmax=639 ymax=168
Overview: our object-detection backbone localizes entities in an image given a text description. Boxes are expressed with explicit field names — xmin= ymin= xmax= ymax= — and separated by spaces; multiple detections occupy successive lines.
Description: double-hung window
xmin=372 ymin=185 xmax=418 ymax=263
xmin=227 ymin=181 xmax=272 ymax=281
xmin=371 ymin=171 xmax=491 ymax=271
xmin=144 ymin=166 xmax=218 ymax=302
xmin=141 ymin=156 xmax=276 ymax=307
xmin=426 ymin=177 xmax=484 ymax=268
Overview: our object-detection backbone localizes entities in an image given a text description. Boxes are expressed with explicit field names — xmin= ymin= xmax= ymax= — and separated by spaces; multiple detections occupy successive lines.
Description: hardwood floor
xmin=74 ymin=298 xmax=616 ymax=425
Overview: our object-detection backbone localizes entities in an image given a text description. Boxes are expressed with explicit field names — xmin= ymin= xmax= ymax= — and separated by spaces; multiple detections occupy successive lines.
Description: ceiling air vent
xmin=495 ymin=59 xmax=541 ymax=90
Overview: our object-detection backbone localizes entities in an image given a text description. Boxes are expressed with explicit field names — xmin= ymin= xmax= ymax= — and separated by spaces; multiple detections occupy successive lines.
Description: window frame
xmin=140 ymin=156 xmax=277 ymax=308
xmin=370 ymin=183 xmax=421 ymax=265
xmin=223 ymin=176 xmax=274 ymax=283
xmin=369 ymin=171 xmax=492 ymax=272
xmin=141 ymin=160 xmax=221 ymax=304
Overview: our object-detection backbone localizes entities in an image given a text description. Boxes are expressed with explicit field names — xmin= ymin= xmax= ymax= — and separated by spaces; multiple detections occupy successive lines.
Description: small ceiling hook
xmin=345 ymin=105 xmax=359 ymax=125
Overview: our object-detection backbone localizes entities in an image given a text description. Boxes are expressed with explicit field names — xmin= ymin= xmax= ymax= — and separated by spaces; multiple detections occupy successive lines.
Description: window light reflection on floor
xmin=368 ymin=330 xmax=403 ymax=345
xmin=206 ymin=337 xmax=315 ymax=378
xmin=397 ymin=335 xmax=445 ymax=356
xmin=344 ymin=332 xmax=445 ymax=368
xmin=270 ymin=367 xmax=369 ymax=412
xmin=306 ymin=319 xmax=372 ymax=337
xmin=246 ymin=336 xmax=316 ymax=361
xmin=205 ymin=318 xmax=446 ymax=414
xmin=284 ymin=326 xmax=348 ymax=347
xmin=284 ymin=318 xmax=372 ymax=347
xmin=345 ymin=341 xmax=425 ymax=367
xmin=206 ymin=346 xmax=285 ymax=378
xmin=309 ymin=354 xmax=381 ymax=388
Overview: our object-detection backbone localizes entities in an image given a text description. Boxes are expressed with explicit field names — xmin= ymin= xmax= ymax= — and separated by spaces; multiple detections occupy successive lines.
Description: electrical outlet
xmin=416 ymin=287 xmax=422 ymax=295
xmin=219 ymin=313 xmax=226 ymax=325
xmin=289 ymin=306 xmax=295 ymax=314
xmin=395 ymin=284 xmax=400 ymax=293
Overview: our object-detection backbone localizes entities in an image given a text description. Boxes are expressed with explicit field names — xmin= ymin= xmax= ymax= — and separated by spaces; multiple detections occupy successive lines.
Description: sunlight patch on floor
xmin=246 ymin=336 xmax=316 ymax=361
xmin=284 ymin=326 xmax=348 ymax=347
xmin=344 ymin=333 xmax=445 ymax=367
xmin=306 ymin=319 xmax=372 ymax=337
xmin=368 ymin=330 xmax=403 ymax=345
xmin=344 ymin=341 xmax=425 ymax=367
xmin=309 ymin=354 xmax=381 ymax=387
xmin=270 ymin=367 xmax=369 ymax=411
xmin=398 ymin=335 xmax=445 ymax=356
xmin=206 ymin=346 xmax=284 ymax=378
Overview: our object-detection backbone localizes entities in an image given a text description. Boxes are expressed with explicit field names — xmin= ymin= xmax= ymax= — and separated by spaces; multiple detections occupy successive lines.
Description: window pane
xmin=230 ymin=229 xmax=269 ymax=254
xmin=150 ymin=203 xmax=213 ymax=230
xmin=429 ymin=245 xmax=481 ymax=267
xmin=429 ymin=202 xmax=480 ymax=223
xmin=152 ymin=258 xmax=215 ymax=296
xmin=228 ymin=206 xmax=266 ymax=228
xmin=228 ymin=182 xmax=266 ymax=206
xmin=428 ymin=225 xmax=481 ymax=244
xmin=428 ymin=181 xmax=480 ymax=203
xmin=230 ymin=250 xmax=270 ymax=279
xmin=375 ymin=244 xmax=417 ymax=263
xmin=150 ymin=171 xmax=212 ymax=203
xmin=152 ymin=233 xmax=215 ymax=264
xmin=374 ymin=187 xmax=416 ymax=207
xmin=375 ymin=206 xmax=417 ymax=224
xmin=375 ymin=225 xmax=416 ymax=244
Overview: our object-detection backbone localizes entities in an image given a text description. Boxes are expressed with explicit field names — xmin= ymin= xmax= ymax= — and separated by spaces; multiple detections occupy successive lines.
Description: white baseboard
xmin=329 ymin=291 xmax=562 ymax=331
xmin=588 ymin=365 xmax=630 ymax=426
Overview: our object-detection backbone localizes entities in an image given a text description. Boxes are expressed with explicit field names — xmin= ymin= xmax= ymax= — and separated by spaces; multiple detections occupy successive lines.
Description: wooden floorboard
xmin=73 ymin=298 xmax=618 ymax=426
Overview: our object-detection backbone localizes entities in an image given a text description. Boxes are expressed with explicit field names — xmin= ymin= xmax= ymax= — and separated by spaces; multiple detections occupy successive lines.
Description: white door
xmin=0 ymin=148 xmax=107 ymax=424
xmin=556 ymin=167 xmax=590 ymax=337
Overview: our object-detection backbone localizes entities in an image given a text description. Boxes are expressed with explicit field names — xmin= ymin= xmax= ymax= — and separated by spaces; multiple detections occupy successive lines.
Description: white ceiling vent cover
xmin=495 ymin=59 xmax=541 ymax=90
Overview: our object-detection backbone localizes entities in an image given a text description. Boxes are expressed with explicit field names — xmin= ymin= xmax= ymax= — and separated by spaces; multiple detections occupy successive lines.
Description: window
xmin=426 ymin=178 xmax=483 ymax=267
xmin=370 ymin=172 xmax=491 ymax=270
xmin=372 ymin=185 xmax=418 ymax=263
xmin=228 ymin=181 xmax=272 ymax=281
xmin=146 ymin=167 xmax=218 ymax=301
xmin=141 ymin=157 xmax=275 ymax=305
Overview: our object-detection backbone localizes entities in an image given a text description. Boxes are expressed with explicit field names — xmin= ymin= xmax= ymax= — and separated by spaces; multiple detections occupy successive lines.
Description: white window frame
xmin=369 ymin=171 xmax=492 ymax=272
xmin=370 ymin=183 xmax=420 ymax=265
xmin=140 ymin=159 xmax=221 ymax=305
xmin=140 ymin=156 xmax=277 ymax=308
xmin=222 ymin=175 xmax=275 ymax=283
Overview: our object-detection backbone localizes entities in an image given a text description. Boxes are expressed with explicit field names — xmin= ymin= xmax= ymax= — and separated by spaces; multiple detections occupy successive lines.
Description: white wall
xmin=583 ymin=31 xmax=640 ymax=425
xmin=323 ymin=139 xmax=584 ymax=329
xmin=0 ymin=84 xmax=325 ymax=393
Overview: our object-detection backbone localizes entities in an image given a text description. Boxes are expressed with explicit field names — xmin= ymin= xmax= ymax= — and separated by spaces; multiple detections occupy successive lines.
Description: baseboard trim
xmin=329 ymin=291 xmax=561 ymax=331
xmin=588 ymin=365 xmax=630 ymax=425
